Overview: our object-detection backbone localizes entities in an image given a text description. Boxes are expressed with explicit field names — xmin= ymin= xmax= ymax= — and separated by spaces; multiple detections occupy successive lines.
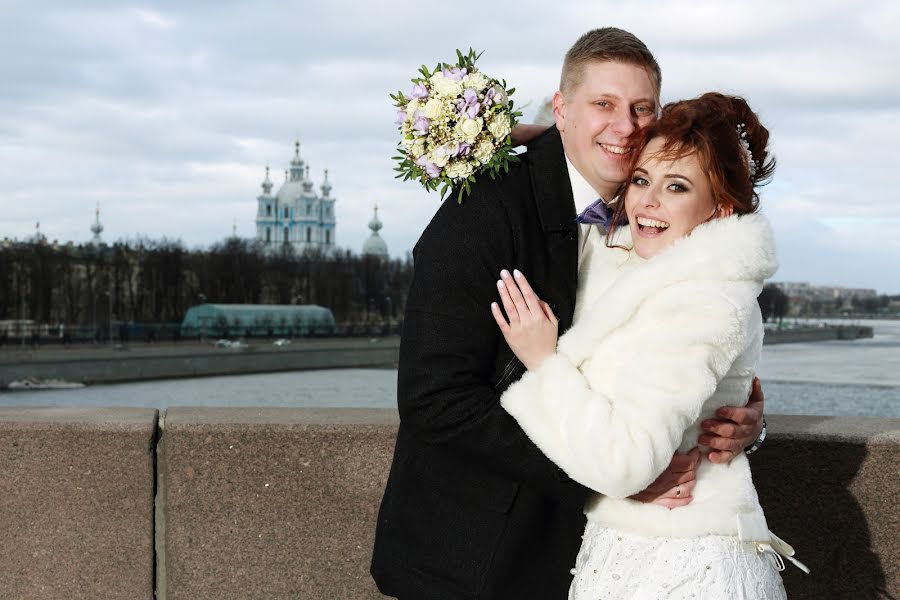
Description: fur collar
xmin=560 ymin=213 xmax=777 ymax=358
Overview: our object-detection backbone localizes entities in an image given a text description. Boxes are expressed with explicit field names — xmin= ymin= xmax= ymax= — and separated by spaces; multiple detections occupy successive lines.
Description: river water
xmin=2 ymin=320 xmax=898 ymax=417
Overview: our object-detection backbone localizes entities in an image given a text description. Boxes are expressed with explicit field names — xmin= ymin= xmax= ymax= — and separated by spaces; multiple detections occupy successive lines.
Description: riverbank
xmin=0 ymin=337 xmax=400 ymax=388
xmin=0 ymin=324 xmax=878 ymax=388
xmin=763 ymin=324 xmax=874 ymax=345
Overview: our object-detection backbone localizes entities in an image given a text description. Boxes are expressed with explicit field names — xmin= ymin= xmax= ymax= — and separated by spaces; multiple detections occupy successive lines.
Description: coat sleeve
xmin=398 ymin=184 xmax=590 ymax=508
xmin=500 ymin=281 xmax=760 ymax=499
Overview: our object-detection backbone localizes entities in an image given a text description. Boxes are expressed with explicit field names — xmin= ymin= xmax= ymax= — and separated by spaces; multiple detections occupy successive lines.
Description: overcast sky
xmin=2 ymin=0 xmax=898 ymax=292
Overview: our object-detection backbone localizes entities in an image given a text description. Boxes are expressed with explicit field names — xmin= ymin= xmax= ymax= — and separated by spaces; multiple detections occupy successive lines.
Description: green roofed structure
xmin=181 ymin=304 xmax=336 ymax=337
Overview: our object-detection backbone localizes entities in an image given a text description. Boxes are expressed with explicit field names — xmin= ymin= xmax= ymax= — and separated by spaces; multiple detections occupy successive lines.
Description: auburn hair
xmin=608 ymin=92 xmax=775 ymax=237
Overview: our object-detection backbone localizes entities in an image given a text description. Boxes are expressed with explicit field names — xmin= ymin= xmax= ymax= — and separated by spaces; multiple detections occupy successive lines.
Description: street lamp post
xmin=104 ymin=290 xmax=112 ymax=347
xmin=198 ymin=293 xmax=207 ymax=341
xmin=385 ymin=296 xmax=393 ymax=334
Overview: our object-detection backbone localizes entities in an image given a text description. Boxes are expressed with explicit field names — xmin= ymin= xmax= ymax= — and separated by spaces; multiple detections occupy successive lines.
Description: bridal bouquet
xmin=391 ymin=49 xmax=521 ymax=203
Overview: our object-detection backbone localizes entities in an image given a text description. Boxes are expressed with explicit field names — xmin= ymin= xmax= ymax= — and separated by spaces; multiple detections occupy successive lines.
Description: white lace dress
xmin=568 ymin=521 xmax=787 ymax=599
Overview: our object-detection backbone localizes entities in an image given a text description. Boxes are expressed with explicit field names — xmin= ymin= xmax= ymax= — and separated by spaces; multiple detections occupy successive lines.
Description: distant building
xmin=776 ymin=282 xmax=877 ymax=302
xmin=181 ymin=303 xmax=336 ymax=337
xmin=774 ymin=281 xmax=879 ymax=315
xmin=255 ymin=141 xmax=337 ymax=253
xmin=362 ymin=204 xmax=389 ymax=259
xmin=90 ymin=203 xmax=104 ymax=246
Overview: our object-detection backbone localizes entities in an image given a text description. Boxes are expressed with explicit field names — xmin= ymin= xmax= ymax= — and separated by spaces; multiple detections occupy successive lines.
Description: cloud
xmin=135 ymin=8 xmax=177 ymax=30
xmin=1 ymin=0 xmax=899 ymax=293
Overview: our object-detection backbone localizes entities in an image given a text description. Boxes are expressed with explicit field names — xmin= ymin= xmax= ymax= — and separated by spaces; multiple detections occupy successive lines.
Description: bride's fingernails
xmin=513 ymin=269 xmax=522 ymax=278
xmin=497 ymin=280 xmax=505 ymax=289
xmin=500 ymin=269 xmax=510 ymax=279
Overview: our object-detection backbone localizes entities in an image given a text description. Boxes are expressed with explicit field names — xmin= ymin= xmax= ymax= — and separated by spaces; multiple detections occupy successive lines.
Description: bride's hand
xmin=491 ymin=269 xmax=558 ymax=370
xmin=510 ymin=123 xmax=550 ymax=147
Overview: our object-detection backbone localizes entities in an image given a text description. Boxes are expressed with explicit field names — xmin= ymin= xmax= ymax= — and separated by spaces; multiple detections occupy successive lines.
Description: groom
xmin=372 ymin=28 xmax=765 ymax=599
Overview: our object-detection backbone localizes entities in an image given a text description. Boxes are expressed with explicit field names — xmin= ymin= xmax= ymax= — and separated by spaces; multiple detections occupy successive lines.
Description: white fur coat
xmin=501 ymin=214 xmax=779 ymax=540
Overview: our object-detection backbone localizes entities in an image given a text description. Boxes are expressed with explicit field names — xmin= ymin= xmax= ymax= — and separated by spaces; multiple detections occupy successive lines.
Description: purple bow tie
xmin=575 ymin=198 xmax=612 ymax=226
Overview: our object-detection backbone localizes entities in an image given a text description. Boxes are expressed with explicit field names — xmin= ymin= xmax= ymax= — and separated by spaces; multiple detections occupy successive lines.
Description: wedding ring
xmin=675 ymin=486 xmax=682 ymax=497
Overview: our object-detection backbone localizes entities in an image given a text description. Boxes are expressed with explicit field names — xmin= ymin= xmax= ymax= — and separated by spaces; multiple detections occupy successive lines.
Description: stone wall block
xmin=159 ymin=407 xmax=398 ymax=600
xmin=0 ymin=407 xmax=158 ymax=600
xmin=753 ymin=415 xmax=900 ymax=599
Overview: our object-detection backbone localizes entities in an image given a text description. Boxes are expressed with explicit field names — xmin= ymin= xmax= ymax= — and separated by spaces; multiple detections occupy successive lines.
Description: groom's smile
xmin=600 ymin=143 xmax=629 ymax=155
xmin=553 ymin=61 xmax=657 ymax=200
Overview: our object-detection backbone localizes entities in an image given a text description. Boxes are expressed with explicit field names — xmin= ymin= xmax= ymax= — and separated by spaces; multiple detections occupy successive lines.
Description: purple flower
xmin=484 ymin=87 xmax=496 ymax=106
xmin=410 ymin=83 xmax=429 ymax=99
xmin=456 ymin=142 xmax=471 ymax=157
xmin=412 ymin=110 xmax=431 ymax=135
xmin=415 ymin=156 xmax=440 ymax=178
xmin=454 ymin=88 xmax=481 ymax=119
xmin=443 ymin=67 xmax=467 ymax=81
xmin=394 ymin=110 xmax=407 ymax=125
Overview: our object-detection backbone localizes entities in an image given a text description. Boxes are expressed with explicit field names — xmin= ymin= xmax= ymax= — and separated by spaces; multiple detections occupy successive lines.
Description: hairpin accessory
xmin=737 ymin=123 xmax=757 ymax=179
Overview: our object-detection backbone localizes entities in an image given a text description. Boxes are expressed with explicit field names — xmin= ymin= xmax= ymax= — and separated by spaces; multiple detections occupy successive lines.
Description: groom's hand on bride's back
xmin=698 ymin=377 xmax=766 ymax=464
xmin=629 ymin=447 xmax=700 ymax=509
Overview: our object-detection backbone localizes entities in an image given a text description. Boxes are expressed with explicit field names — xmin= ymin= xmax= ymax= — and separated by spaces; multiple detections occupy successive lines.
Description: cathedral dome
xmin=362 ymin=204 xmax=389 ymax=258
xmin=362 ymin=234 xmax=388 ymax=257
xmin=276 ymin=180 xmax=305 ymax=203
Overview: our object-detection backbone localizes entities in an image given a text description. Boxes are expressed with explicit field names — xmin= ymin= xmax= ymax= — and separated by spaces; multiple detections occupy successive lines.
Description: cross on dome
xmin=261 ymin=166 xmax=273 ymax=195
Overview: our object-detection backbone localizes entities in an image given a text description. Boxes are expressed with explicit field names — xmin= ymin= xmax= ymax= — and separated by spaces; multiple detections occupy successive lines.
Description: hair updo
xmin=616 ymin=92 xmax=775 ymax=219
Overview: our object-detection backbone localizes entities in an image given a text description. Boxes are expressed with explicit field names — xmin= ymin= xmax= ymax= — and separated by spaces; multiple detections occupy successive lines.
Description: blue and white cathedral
xmin=255 ymin=141 xmax=336 ymax=253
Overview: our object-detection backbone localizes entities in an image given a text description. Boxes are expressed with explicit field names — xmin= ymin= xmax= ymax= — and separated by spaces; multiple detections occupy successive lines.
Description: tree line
xmin=0 ymin=237 xmax=413 ymax=341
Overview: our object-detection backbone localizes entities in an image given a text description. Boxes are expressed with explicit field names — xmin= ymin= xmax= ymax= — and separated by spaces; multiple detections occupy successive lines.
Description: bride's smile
xmin=624 ymin=136 xmax=730 ymax=259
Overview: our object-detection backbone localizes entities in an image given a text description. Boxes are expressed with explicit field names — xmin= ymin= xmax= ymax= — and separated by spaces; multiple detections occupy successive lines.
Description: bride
xmin=492 ymin=92 xmax=806 ymax=598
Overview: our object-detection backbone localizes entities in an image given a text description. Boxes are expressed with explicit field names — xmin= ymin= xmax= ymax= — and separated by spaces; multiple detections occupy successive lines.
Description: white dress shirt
xmin=564 ymin=155 xmax=617 ymax=270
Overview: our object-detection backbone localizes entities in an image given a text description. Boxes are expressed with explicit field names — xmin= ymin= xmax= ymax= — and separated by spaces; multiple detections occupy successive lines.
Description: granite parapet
xmin=0 ymin=408 xmax=897 ymax=599
xmin=158 ymin=407 xmax=398 ymax=600
xmin=0 ymin=407 xmax=158 ymax=600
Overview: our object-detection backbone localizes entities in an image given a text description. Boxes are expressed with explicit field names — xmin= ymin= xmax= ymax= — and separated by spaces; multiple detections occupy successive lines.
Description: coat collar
xmin=525 ymin=126 xmax=580 ymax=308
xmin=526 ymin=126 xmax=577 ymax=234
xmin=561 ymin=214 xmax=778 ymax=353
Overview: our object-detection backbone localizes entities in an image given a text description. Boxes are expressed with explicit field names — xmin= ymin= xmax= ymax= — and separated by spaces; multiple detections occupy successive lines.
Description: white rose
xmin=462 ymin=72 xmax=489 ymax=92
xmin=430 ymin=71 xmax=463 ymax=97
xmin=423 ymin=98 xmax=443 ymax=120
xmin=445 ymin=160 xmax=474 ymax=180
xmin=430 ymin=149 xmax=450 ymax=168
xmin=410 ymin=138 xmax=426 ymax=158
xmin=431 ymin=142 xmax=459 ymax=168
xmin=456 ymin=117 xmax=483 ymax=143
xmin=474 ymin=139 xmax=495 ymax=165
xmin=405 ymin=99 xmax=420 ymax=119
xmin=487 ymin=113 xmax=511 ymax=141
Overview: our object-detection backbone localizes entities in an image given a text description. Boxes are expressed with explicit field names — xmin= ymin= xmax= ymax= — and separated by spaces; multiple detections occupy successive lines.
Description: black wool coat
xmin=371 ymin=126 xmax=593 ymax=599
